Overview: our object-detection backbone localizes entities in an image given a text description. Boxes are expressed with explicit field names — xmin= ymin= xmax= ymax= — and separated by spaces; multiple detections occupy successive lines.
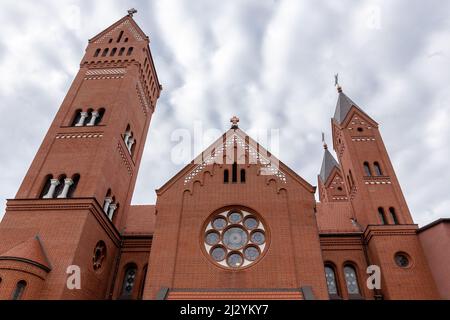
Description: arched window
xmin=389 ymin=207 xmax=399 ymax=225
xmin=374 ymin=162 xmax=383 ymax=176
xmin=349 ymin=170 xmax=354 ymax=187
xmin=101 ymin=48 xmax=109 ymax=57
xmin=110 ymin=48 xmax=117 ymax=56
xmin=12 ymin=280 xmax=27 ymax=300
xmin=378 ymin=207 xmax=386 ymax=225
xmin=127 ymin=47 xmax=134 ymax=56
xmin=116 ymin=30 xmax=124 ymax=43
xmin=67 ymin=174 xmax=80 ymax=198
xmin=343 ymin=265 xmax=360 ymax=296
xmin=84 ymin=108 xmax=94 ymax=125
xmin=138 ymin=264 xmax=148 ymax=300
xmin=54 ymin=174 xmax=67 ymax=198
xmin=72 ymin=109 xmax=82 ymax=126
xmin=119 ymin=47 xmax=125 ymax=56
xmin=94 ymin=48 xmax=101 ymax=57
xmin=40 ymin=174 xmax=53 ymax=198
xmin=124 ymin=37 xmax=129 ymax=43
xmin=120 ymin=264 xmax=137 ymax=299
xmin=95 ymin=108 xmax=105 ymax=125
xmin=232 ymin=163 xmax=237 ymax=183
xmin=324 ymin=265 xmax=340 ymax=298
xmin=240 ymin=169 xmax=246 ymax=183
xmin=224 ymin=169 xmax=229 ymax=183
xmin=363 ymin=162 xmax=372 ymax=176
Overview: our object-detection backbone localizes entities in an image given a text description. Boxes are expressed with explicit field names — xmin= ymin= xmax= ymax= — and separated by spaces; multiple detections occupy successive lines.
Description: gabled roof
xmin=89 ymin=15 xmax=148 ymax=44
xmin=0 ymin=235 xmax=52 ymax=272
xmin=333 ymin=90 xmax=375 ymax=125
xmin=157 ymin=127 xmax=315 ymax=195
xmin=319 ymin=148 xmax=340 ymax=183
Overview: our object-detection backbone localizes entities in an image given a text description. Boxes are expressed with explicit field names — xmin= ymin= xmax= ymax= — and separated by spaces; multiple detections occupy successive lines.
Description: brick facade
xmin=0 ymin=14 xmax=447 ymax=300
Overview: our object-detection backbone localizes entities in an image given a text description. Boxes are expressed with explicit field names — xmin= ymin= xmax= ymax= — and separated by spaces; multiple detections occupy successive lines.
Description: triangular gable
xmin=340 ymin=106 xmax=378 ymax=130
xmin=0 ymin=235 xmax=52 ymax=272
xmin=157 ymin=128 xmax=315 ymax=195
xmin=89 ymin=15 xmax=148 ymax=44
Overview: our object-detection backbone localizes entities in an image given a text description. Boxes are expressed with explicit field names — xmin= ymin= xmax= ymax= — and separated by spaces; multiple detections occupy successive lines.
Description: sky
xmin=0 ymin=0 xmax=449 ymax=227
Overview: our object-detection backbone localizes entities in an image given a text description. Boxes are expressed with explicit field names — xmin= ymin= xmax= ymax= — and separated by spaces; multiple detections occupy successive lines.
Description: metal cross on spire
xmin=334 ymin=73 xmax=342 ymax=93
xmin=322 ymin=132 xmax=328 ymax=149
xmin=128 ymin=8 xmax=138 ymax=17
xmin=230 ymin=116 xmax=240 ymax=129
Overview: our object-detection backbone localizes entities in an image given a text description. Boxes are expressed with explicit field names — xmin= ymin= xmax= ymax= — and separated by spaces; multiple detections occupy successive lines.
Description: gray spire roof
xmin=333 ymin=91 xmax=360 ymax=124
xmin=319 ymin=148 xmax=340 ymax=183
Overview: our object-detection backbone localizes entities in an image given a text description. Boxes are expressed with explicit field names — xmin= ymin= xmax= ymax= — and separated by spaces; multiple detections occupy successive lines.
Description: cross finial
xmin=334 ymin=73 xmax=342 ymax=93
xmin=128 ymin=8 xmax=138 ymax=17
xmin=322 ymin=132 xmax=328 ymax=149
xmin=230 ymin=116 xmax=240 ymax=129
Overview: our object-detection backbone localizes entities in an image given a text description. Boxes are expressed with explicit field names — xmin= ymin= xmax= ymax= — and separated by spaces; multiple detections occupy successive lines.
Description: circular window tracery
xmin=203 ymin=208 xmax=268 ymax=269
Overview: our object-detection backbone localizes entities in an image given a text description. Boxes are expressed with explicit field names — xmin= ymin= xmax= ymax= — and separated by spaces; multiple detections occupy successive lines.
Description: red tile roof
xmin=124 ymin=205 xmax=156 ymax=234
xmin=0 ymin=235 xmax=52 ymax=271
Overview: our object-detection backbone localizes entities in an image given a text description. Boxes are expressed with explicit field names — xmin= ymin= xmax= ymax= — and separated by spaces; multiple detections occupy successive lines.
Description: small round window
xmin=93 ymin=241 xmax=106 ymax=272
xmin=394 ymin=252 xmax=410 ymax=268
xmin=203 ymin=208 xmax=268 ymax=269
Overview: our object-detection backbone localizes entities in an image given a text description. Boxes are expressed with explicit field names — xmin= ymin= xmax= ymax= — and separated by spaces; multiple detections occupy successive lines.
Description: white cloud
xmin=0 ymin=0 xmax=449 ymax=227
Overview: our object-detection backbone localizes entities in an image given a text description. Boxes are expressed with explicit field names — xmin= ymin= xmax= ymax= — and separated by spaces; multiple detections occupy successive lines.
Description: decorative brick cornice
xmin=84 ymin=68 xmax=126 ymax=80
xmin=363 ymin=224 xmax=419 ymax=244
xmin=363 ymin=176 xmax=392 ymax=185
xmin=5 ymin=198 xmax=122 ymax=247
xmin=56 ymin=132 xmax=104 ymax=139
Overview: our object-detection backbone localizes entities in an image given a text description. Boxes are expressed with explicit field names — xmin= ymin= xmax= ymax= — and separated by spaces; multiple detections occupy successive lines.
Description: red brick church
xmin=0 ymin=12 xmax=448 ymax=300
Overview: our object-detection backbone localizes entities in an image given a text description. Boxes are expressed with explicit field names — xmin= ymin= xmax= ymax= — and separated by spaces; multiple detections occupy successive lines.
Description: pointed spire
xmin=319 ymin=147 xmax=340 ymax=183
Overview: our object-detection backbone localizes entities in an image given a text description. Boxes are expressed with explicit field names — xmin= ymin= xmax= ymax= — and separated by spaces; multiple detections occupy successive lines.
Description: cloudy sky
xmin=0 ymin=0 xmax=449 ymax=227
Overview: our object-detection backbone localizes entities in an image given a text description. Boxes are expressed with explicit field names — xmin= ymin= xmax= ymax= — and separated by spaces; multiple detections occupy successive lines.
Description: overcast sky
xmin=0 ymin=0 xmax=449 ymax=227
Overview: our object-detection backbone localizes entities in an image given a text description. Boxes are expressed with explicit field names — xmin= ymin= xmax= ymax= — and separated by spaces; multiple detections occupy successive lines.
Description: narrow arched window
xmin=40 ymin=174 xmax=53 ymax=198
xmin=12 ymin=280 xmax=27 ymax=300
xmin=374 ymin=162 xmax=383 ymax=176
xmin=138 ymin=264 xmax=148 ymax=300
xmin=343 ymin=265 xmax=360 ymax=296
xmin=110 ymin=48 xmax=117 ymax=56
xmin=389 ymin=207 xmax=399 ymax=225
xmin=378 ymin=207 xmax=386 ymax=225
xmin=119 ymin=47 xmax=125 ymax=56
xmin=101 ymin=48 xmax=109 ymax=57
xmin=127 ymin=47 xmax=134 ymax=56
xmin=124 ymin=37 xmax=129 ymax=43
xmin=94 ymin=48 xmax=101 ymax=57
xmin=67 ymin=174 xmax=80 ymax=198
xmin=117 ymin=30 xmax=124 ymax=43
xmin=363 ymin=162 xmax=372 ymax=176
xmin=240 ymin=169 xmax=246 ymax=183
xmin=84 ymin=108 xmax=94 ymax=125
xmin=121 ymin=264 xmax=137 ymax=299
xmin=224 ymin=169 xmax=229 ymax=183
xmin=72 ymin=109 xmax=82 ymax=126
xmin=95 ymin=108 xmax=105 ymax=125
xmin=232 ymin=163 xmax=237 ymax=183
xmin=324 ymin=265 xmax=340 ymax=298
xmin=54 ymin=174 xmax=67 ymax=198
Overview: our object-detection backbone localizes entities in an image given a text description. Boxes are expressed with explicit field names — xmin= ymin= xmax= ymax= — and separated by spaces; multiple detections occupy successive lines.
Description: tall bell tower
xmin=331 ymin=84 xmax=438 ymax=299
xmin=0 ymin=10 xmax=161 ymax=300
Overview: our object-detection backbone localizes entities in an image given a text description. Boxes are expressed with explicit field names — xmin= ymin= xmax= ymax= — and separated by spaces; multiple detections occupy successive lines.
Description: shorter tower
xmin=330 ymin=84 xmax=439 ymax=299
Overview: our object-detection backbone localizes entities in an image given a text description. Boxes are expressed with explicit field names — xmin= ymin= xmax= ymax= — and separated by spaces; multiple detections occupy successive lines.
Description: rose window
xmin=203 ymin=208 xmax=268 ymax=269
